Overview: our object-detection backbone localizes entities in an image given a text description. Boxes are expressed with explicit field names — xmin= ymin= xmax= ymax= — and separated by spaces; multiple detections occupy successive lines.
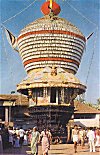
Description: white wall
xmin=74 ymin=114 xmax=100 ymax=128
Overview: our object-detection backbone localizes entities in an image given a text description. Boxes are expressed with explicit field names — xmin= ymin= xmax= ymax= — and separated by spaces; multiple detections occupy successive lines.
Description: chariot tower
xmin=7 ymin=0 xmax=86 ymax=141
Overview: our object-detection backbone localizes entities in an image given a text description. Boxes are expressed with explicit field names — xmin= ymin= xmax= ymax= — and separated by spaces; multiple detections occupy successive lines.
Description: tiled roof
xmin=74 ymin=101 xmax=100 ymax=114
xmin=0 ymin=94 xmax=28 ymax=106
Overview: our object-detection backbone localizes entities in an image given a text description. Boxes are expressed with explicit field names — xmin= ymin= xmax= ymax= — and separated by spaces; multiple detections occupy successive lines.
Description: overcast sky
xmin=0 ymin=0 xmax=100 ymax=104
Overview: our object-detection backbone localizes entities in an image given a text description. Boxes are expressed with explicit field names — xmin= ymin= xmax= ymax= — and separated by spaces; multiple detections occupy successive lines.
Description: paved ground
xmin=2 ymin=144 xmax=100 ymax=155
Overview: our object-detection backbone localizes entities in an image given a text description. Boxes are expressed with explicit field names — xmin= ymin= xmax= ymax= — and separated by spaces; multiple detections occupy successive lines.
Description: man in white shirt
xmin=18 ymin=127 xmax=25 ymax=146
xmin=87 ymin=127 xmax=96 ymax=152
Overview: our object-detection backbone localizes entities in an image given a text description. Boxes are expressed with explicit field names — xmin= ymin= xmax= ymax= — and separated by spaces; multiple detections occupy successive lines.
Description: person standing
xmin=48 ymin=129 xmax=52 ymax=149
xmin=72 ymin=125 xmax=79 ymax=153
xmin=2 ymin=127 xmax=9 ymax=150
xmin=31 ymin=127 xmax=40 ymax=155
xmin=28 ymin=129 xmax=32 ymax=145
xmin=0 ymin=129 xmax=3 ymax=154
xmin=95 ymin=128 xmax=100 ymax=147
xmin=8 ymin=127 xmax=14 ymax=147
xmin=40 ymin=129 xmax=51 ymax=155
xmin=14 ymin=134 xmax=20 ymax=148
xmin=23 ymin=131 xmax=28 ymax=145
xmin=18 ymin=127 xmax=25 ymax=146
xmin=46 ymin=129 xmax=52 ymax=150
xmin=15 ymin=128 xmax=19 ymax=136
xmin=87 ymin=127 xmax=96 ymax=152
xmin=79 ymin=127 xmax=86 ymax=148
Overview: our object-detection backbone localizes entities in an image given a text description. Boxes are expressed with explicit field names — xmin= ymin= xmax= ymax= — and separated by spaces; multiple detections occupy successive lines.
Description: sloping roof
xmin=74 ymin=101 xmax=100 ymax=114
xmin=0 ymin=94 xmax=28 ymax=106
xmin=17 ymin=67 xmax=86 ymax=95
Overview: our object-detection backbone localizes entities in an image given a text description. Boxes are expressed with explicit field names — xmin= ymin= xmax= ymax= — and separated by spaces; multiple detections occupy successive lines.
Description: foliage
xmin=97 ymin=98 xmax=100 ymax=105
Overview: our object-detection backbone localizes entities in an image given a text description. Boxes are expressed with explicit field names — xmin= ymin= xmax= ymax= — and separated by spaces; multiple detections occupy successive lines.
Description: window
xmin=50 ymin=87 xmax=56 ymax=103
xmin=38 ymin=88 xmax=43 ymax=97
xmin=32 ymin=88 xmax=43 ymax=97
xmin=74 ymin=114 xmax=96 ymax=119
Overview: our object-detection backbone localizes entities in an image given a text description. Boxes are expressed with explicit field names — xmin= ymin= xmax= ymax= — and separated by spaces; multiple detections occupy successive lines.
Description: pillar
xmin=9 ymin=106 xmax=11 ymax=122
xmin=67 ymin=125 xmax=71 ymax=143
xmin=61 ymin=87 xmax=64 ymax=104
xmin=43 ymin=87 xmax=47 ymax=98
xmin=56 ymin=88 xmax=58 ymax=104
xmin=48 ymin=88 xmax=50 ymax=103
xmin=5 ymin=106 xmax=9 ymax=123
xmin=28 ymin=89 xmax=34 ymax=106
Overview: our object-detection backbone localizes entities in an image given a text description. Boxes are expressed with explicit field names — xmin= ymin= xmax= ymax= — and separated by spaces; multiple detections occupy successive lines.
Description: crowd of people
xmin=0 ymin=126 xmax=52 ymax=155
xmin=72 ymin=125 xmax=100 ymax=153
xmin=0 ymin=125 xmax=100 ymax=154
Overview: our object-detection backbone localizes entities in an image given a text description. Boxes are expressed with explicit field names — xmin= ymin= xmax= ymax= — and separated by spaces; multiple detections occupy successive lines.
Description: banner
xmin=5 ymin=28 xmax=18 ymax=51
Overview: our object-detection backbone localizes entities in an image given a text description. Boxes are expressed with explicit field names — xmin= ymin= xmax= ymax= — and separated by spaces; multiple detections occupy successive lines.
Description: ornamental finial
xmin=41 ymin=0 xmax=61 ymax=16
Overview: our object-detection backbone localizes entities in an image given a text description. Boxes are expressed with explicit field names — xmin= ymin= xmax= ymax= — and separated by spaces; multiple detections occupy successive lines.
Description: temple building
xmin=74 ymin=101 xmax=100 ymax=128
xmin=5 ymin=0 xmax=87 ymax=141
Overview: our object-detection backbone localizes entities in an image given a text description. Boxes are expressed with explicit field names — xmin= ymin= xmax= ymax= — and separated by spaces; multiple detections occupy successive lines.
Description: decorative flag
xmin=86 ymin=32 xmax=94 ymax=40
xmin=5 ymin=28 xmax=18 ymax=51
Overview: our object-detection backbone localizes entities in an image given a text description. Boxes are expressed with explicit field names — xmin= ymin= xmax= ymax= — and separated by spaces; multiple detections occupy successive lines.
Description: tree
xmin=97 ymin=98 xmax=100 ymax=105
xmin=97 ymin=98 xmax=100 ymax=109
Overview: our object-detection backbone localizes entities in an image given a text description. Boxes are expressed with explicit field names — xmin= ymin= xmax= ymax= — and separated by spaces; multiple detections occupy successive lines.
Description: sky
xmin=0 ymin=0 xmax=100 ymax=104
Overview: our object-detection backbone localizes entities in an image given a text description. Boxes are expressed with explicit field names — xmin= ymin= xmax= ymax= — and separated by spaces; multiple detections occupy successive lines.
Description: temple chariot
xmin=6 ymin=0 xmax=86 ymax=142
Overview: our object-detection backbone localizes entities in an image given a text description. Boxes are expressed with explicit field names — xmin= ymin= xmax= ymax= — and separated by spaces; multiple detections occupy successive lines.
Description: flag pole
xmin=50 ymin=0 xmax=53 ymax=9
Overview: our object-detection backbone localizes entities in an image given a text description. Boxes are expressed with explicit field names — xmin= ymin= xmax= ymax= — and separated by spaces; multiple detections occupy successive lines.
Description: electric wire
xmin=66 ymin=1 xmax=97 ymax=27
xmin=0 ymin=0 xmax=37 ymax=98
xmin=2 ymin=27 xmax=24 ymax=103
xmin=85 ymin=27 xmax=98 ymax=85
xmin=2 ymin=0 xmax=37 ymax=24
xmin=1 ymin=28 xmax=16 ymax=92
xmin=66 ymin=1 xmax=99 ymax=101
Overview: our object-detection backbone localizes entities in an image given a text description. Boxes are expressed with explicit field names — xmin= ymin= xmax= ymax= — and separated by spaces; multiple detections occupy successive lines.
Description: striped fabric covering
xmin=17 ymin=15 xmax=86 ymax=74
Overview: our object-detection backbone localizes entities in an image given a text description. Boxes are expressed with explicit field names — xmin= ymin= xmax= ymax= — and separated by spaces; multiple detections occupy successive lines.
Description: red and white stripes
xmin=17 ymin=16 xmax=86 ymax=74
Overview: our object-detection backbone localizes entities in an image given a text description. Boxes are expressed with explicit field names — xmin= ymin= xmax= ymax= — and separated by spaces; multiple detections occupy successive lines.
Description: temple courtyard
xmin=3 ymin=144 xmax=100 ymax=155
